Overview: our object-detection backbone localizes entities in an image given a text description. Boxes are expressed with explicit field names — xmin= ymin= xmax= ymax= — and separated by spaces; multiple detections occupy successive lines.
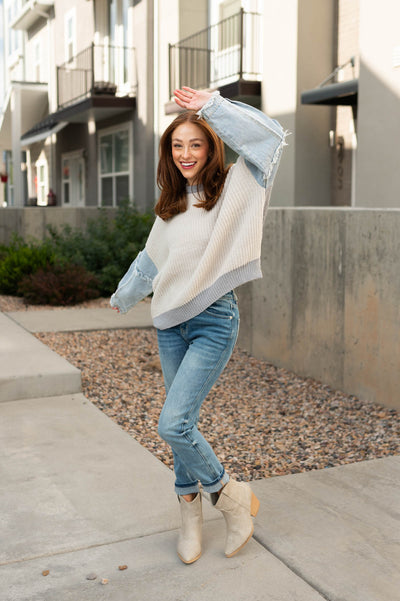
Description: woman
xmin=111 ymin=87 xmax=286 ymax=564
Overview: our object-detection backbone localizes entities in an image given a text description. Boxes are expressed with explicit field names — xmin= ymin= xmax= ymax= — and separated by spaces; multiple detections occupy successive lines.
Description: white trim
xmin=61 ymin=148 xmax=85 ymax=160
xmin=61 ymin=149 xmax=85 ymax=207
xmin=35 ymin=157 xmax=48 ymax=206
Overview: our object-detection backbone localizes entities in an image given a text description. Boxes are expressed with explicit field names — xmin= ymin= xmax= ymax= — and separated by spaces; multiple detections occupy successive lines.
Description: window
xmin=122 ymin=0 xmax=129 ymax=83
xmin=99 ymin=124 xmax=132 ymax=207
xmin=65 ymin=9 xmax=76 ymax=62
xmin=7 ymin=1 xmax=22 ymax=59
xmin=107 ymin=0 xmax=130 ymax=88
xmin=7 ymin=7 xmax=13 ymax=55
xmin=34 ymin=41 xmax=41 ymax=81
xmin=5 ymin=152 xmax=14 ymax=207
xmin=36 ymin=159 xmax=48 ymax=206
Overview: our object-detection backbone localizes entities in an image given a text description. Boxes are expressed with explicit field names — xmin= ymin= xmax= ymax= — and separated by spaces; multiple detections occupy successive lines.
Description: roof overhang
xmin=54 ymin=94 xmax=136 ymax=123
xmin=0 ymin=82 xmax=48 ymax=151
xmin=11 ymin=1 xmax=54 ymax=31
xmin=301 ymin=78 xmax=358 ymax=106
xmin=20 ymin=95 xmax=136 ymax=146
xmin=21 ymin=121 xmax=68 ymax=147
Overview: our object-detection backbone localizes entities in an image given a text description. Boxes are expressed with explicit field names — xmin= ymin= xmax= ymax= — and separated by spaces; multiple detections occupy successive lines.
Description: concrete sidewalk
xmin=0 ymin=312 xmax=81 ymax=402
xmin=5 ymin=299 xmax=153 ymax=333
xmin=0 ymin=306 xmax=399 ymax=601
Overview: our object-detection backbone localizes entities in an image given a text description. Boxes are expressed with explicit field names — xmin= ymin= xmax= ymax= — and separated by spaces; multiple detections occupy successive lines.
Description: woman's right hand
xmin=174 ymin=87 xmax=212 ymax=111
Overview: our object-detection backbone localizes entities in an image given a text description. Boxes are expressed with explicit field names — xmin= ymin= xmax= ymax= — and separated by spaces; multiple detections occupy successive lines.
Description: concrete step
xmin=5 ymin=301 xmax=153 ymax=333
xmin=0 ymin=313 xmax=81 ymax=402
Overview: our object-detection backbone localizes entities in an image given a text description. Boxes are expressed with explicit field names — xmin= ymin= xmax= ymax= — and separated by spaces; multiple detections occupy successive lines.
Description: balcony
xmin=169 ymin=9 xmax=262 ymax=98
xmin=12 ymin=0 xmax=54 ymax=31
xmin=57 ymin=43 xmax=136 ymax=110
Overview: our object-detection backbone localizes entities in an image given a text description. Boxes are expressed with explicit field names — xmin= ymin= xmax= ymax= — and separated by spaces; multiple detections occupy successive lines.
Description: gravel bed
xmin=34 ymin=327 xmax=400 ymax=481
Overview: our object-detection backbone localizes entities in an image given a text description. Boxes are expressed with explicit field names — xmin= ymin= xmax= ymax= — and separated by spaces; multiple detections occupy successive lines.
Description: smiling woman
xmin=155 ymin=106 xmax=228 ymax=219
xmin=110 ymin=86 xmax=287 ymax=564
xmin=171 ymin=122 xmax=209 ymax=185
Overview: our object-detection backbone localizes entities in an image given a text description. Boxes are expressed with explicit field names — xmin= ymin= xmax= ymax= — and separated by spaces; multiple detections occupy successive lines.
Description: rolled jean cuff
xmin=175 ymin=481 xmax=200 ymax=496
xmin=202 ymin=471 xmax=229 ymax=494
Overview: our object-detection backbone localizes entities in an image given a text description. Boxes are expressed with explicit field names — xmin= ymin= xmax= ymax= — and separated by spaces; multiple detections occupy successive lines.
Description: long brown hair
xmin=155 ymin=111 xmax=230 ymax=221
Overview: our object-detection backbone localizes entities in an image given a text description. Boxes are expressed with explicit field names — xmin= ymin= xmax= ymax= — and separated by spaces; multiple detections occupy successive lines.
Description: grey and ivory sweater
xmin=110 ymin=93 xmax=287 ymax=330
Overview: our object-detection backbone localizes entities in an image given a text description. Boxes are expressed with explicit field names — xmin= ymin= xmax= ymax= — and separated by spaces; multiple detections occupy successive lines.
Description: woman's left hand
xmin=174 ymin=87 xmax=212 ymax=111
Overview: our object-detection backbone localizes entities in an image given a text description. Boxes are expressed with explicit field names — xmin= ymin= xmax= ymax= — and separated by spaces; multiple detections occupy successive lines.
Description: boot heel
xmin=250 ymin=492 xmax=260 ymax=517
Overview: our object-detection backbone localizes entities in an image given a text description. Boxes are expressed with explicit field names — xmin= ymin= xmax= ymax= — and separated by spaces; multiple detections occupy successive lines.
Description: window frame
xmin=33 ymin=39 xmax=41 ymax=82
xmin=64 ymin=8 xmax=77 ymax=63
xmin=7 ymin=0 xmax=23 ymax=62
xmin=61 ymin=149 xmax=86 ymax=207
xmin=97 ymin=122 xmax=133 ymax=208
xmin=35 ymin=158 xmax=48 ymax=206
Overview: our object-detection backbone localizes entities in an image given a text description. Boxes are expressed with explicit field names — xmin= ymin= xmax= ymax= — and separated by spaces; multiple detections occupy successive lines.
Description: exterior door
xmin=62 ymin=152 xmax=85 ymax=207
xmin=108 ymin=0 xmax=129 ymax=90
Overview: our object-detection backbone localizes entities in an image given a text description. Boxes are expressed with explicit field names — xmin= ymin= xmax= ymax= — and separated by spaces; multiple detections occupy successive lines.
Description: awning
xmin=20 ymin=94 xmax=136 ymax=146
xmin=21 ymin=120 xmax=68 ymax=147
xmin=301 ymin=79 xmax=358 ymax=106
xmin=54 ymin=94 xmax=136 ymax=123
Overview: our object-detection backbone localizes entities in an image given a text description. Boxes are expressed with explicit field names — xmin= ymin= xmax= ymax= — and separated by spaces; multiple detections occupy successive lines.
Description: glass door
xmin=62 ymin=152 xmax=85 ymax=206
xmin=108 ymin=0 xmax=129 ymax=90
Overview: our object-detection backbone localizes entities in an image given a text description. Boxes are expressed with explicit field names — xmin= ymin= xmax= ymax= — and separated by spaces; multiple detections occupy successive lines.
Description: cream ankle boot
xmin=213 ymin=479 xmax=260 ymax=557
xmin=177 ymin=493 xmax=203 ymax=564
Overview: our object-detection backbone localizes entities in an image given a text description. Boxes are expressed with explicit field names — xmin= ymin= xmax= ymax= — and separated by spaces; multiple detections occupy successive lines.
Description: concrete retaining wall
xmin=0 ymin=208 xmax=117 ymax=244
xmin=1 ymin=206 xmax=398 ymax=410
xmin=236 ymin=208 xmax=400 ymax=410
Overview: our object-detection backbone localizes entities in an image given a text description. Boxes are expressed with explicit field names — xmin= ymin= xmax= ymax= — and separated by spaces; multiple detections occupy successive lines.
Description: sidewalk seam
xmin=252 ymin=533 xmax=333 ymax=601
xmin=0 ymin=528 xmax=180 ymax=568
xmin=0 ymin=516 xmax=223 ymax=568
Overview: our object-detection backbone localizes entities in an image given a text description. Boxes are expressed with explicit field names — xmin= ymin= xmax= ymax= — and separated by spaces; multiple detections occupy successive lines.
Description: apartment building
xmin=0 ymin=0 xmax=154 ymax=210
xmin=0 ymin=1 xmax=399 ymax=210
xmin=269 ymin=0 xmax=400 ymax=209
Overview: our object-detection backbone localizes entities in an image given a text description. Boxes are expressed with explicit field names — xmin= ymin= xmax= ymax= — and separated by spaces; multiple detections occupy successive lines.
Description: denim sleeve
xmin=110 ymin=249 xmax=157 ymax=314
xmin=197 ymin=92 xmax=288 ymax=188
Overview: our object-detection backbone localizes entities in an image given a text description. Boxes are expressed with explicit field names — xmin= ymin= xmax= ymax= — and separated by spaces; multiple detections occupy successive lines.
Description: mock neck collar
xmin=186 ymin=184 xmax=204 ymax=195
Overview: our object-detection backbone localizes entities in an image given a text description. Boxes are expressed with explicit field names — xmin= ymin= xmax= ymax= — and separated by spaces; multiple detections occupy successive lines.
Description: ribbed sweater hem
xmin=152 ymin=259 xmax=261 ymax=330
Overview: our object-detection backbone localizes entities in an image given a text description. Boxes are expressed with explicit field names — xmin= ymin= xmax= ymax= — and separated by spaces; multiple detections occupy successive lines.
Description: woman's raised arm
xmin=197 ymin=91 xmax=287 ymax=188
xmin=173 ymin=87 xmax=212 ymax=111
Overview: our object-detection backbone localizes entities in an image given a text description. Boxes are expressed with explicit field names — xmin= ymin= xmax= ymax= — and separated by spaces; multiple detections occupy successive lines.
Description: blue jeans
xmin=157 ymin=291 xmax=240 ymax=495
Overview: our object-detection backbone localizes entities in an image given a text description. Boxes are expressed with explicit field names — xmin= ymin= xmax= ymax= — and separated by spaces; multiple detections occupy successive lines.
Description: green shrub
xmin=18 ymin=262 xmax=100 ymax=306
xmin=0 ymin=203 xmax=154 ymax=302
xmin=0 ymin=237 xmax=55 ymax=295
xmin=47 ymin=202 xmax=154 ymax=296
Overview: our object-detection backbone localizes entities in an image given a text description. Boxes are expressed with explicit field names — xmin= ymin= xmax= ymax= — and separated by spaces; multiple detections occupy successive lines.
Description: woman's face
xmin=171 ymin=122 xmax=210 ymax=185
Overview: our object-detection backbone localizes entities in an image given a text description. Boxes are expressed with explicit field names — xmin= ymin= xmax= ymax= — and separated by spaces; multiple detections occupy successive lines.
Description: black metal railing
xmin=57 ymin=43 xmax=136 ymax=109
xmin=169 ymin=9 xmax=261 ymax=96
